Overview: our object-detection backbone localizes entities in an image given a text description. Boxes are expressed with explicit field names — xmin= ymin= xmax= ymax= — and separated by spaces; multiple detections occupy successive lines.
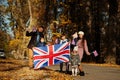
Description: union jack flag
xmin=33 ymin=42 xmax=70 ymax=69
xmin=92 ymin=50 xmax=98 ymax=57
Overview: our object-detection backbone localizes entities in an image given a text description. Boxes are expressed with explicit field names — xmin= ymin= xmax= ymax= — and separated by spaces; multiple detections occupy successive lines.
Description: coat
xmin=36 ymin=42 xmax=46 ymax=47
xmin=70 ymin=38 xmax=78 ymax=51
xmin=26 ymin=31 xmax=44 ymax=49
xmin=60 ymin=39 xmax=68 ymax=44
xmin=76 ymin=39 xmax=90 ymax=61
xmin=70 ymin=53 xmax=81 ymax=66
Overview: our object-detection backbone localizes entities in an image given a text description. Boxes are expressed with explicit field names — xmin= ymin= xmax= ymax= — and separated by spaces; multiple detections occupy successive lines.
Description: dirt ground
xmin=0 ymin=59 xmax=73 ymax=80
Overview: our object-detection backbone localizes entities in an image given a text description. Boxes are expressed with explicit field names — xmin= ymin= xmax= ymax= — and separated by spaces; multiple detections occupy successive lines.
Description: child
xmin=52 ymin=35 xmax=60 ymax=44
xmin=59 ymin=34 xmax=69 ymax=73
xmin=70 ymin=32 xmax=78 ymax=51
xmin=36 ymin=37 xmax=46 ymax=47
xmin=70 ymin=46 xmax=80 ymax=76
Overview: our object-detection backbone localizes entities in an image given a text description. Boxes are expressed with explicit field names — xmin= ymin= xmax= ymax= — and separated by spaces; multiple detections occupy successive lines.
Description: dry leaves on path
xmin=0 ymin=67 xmax=74 ymax=80
xmin=0 ymin=59 xmax=74 ymax=80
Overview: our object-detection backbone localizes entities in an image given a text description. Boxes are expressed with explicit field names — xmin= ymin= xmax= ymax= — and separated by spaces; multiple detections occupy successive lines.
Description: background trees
xmin=0 ymin=0 xmax=120 ymax=64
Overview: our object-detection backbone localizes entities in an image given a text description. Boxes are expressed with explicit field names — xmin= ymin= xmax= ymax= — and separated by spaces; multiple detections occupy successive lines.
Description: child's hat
xmin=73 ymin=46 xmax=78 ymax=51
xmin=78 ymin=31 xmax=84 ymax=35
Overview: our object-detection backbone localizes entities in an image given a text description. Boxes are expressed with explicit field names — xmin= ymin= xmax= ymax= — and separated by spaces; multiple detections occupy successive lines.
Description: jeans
xmin=60 ymin=62 xmax=69 ymax=72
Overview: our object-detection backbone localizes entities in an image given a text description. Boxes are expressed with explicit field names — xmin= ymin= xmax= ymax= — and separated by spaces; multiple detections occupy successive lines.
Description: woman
xmin=76 ymin=31 xmax=90 ymax=76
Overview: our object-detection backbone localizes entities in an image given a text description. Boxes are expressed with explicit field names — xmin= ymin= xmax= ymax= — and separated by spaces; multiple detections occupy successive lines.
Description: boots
xmin=79 ymin=71 xmax=85 ymax=76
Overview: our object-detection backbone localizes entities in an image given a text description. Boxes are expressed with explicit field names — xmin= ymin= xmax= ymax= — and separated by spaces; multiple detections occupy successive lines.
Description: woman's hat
xmin=78 ymin=31 xmax=84 ymax=35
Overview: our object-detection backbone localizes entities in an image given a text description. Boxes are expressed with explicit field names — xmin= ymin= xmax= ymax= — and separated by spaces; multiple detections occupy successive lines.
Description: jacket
xmin=76 ymin=39 xmax=90 ymax=61
xmin=26 ymin=31 xmax=44 ymax=49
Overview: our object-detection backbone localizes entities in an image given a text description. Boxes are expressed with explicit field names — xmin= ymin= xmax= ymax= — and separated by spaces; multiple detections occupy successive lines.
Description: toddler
xmin=70 ymin=46 xmax=80 ymax=76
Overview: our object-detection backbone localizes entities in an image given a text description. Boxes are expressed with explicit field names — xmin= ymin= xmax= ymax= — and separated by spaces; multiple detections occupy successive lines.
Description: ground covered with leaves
xmin=0 ymin=59 xmax=73 ymax=80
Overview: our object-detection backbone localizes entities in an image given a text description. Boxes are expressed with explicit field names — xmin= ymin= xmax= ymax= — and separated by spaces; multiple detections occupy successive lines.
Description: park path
xmin=46 ymin=63 xmax=120 ymax=80
xmin=0 ymin=59 xmax=120 ymax=80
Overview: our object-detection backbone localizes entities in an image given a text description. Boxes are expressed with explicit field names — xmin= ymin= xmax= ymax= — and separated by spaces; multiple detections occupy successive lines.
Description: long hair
xmin=77 ymin=35 xmax=86 ymax=47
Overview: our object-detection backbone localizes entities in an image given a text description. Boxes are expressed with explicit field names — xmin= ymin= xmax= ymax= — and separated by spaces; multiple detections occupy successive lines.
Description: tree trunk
xmin=105 ymin=0 xmax=118 ymax=64
xmin=116 ymin=0 xmax=120 ymax=64
xmin=28 ymin=0 xmax=46 ymax=29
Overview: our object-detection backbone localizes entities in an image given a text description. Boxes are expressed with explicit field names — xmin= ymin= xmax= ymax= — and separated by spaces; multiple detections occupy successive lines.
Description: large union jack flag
xmin=33 ymin=42 xmax=70 ymax=69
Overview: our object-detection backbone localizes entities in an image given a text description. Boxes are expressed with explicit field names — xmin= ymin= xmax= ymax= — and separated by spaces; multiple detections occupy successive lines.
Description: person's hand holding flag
xmin=91 ymin=50 xmax=99 ymax=57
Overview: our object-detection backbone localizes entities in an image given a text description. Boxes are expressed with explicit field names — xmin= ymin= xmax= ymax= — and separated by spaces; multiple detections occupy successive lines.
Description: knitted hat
xmin=73 ymin=46 xmax=78 ymax=51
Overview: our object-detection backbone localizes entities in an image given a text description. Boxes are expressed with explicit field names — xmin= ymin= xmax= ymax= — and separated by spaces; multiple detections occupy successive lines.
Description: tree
xmin=0 ymin=0 xmax=119 ymax=64
xmin=6 ymin=0 xmax=47 ymax=59
xmin=0 ymin=0 xmax=11 ymax=52
xmin=7 ymin=0 xmax=30 ymax=59
xmin=0 ymin=0 xmax=9 ymax=31
xmin=0 ymin=30 xmax=10 ymax=52
xmin=105 ymin=0 xmax=119 ymax=64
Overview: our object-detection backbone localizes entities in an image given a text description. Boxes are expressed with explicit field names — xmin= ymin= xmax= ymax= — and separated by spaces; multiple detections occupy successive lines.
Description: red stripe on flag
xmin=35 ymin=60 xmax=45 ymax=69
xmin=33 ymin=50 xmax=69 ymax=60
xmin=49 ymin=45 xmax=53 ymax=66
xmin=55 ymin=56 xmax=69 ymax=62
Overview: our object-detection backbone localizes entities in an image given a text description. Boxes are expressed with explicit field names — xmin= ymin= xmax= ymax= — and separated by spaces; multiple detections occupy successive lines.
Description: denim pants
xmin=60 ymin=62 xmax=69 ymax=72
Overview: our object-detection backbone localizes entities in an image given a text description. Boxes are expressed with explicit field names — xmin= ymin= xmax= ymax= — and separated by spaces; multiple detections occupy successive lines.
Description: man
xmin=26 ymin=26 xmax=44 ymax=69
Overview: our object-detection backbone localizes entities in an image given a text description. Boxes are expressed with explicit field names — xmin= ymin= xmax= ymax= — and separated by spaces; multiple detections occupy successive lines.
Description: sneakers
xmin=72 ymin=73 xmax=77 ymax=76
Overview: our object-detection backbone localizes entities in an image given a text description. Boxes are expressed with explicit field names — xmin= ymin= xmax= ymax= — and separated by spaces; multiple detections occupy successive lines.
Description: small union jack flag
xmin=33 ymin=42 xmax=70 ymax=69
xmin=91 ymin=50 xmax=99 ymax=57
